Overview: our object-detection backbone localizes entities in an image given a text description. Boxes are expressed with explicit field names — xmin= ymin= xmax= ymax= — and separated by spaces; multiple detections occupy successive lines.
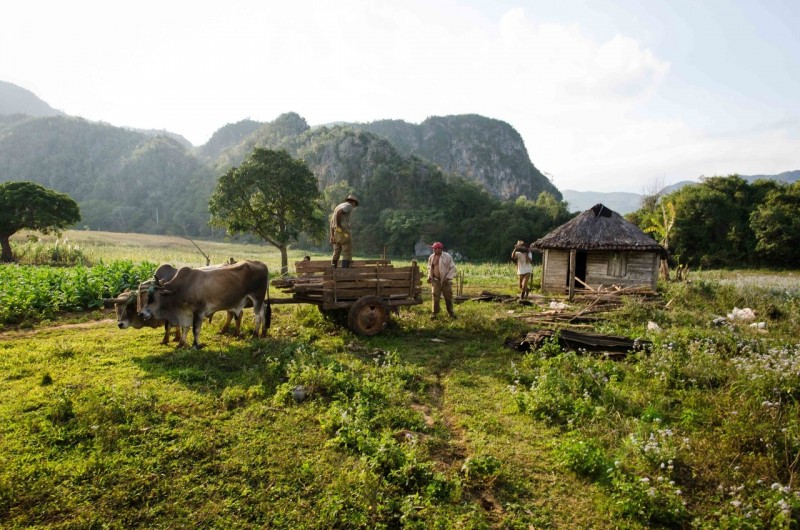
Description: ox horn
xmin=102 ymin=296 xmax=128 ymax=307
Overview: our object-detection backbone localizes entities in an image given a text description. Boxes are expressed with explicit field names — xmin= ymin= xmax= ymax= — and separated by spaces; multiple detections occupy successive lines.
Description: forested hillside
xmin=0 ymin=115 xmax=215 ymax=235
xmin=0 ymin=104 xmax=572 ymax=260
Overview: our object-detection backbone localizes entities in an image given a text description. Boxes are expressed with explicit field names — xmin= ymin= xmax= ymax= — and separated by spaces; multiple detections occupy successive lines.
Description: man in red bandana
xmin=426 ymin=242 xmax=456 ymax=319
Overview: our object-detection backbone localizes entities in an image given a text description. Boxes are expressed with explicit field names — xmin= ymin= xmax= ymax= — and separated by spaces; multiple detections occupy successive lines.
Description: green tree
xmin=208 ymin=148 xmax=324 ymax=273
xmin=0 ymin=181 xmax=81 ymax=262
xmin=668 ymin=176 xmax=757 ymax=268
xmin=749 ymin=181 xmax=800 ymax=266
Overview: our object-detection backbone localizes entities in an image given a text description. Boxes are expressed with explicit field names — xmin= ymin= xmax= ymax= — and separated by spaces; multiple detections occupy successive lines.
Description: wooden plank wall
xmin=541 ymin=250 xmax=569 ymax=293
xmin=585 ymin=251 xmax=658 ymax=289
xmin=540 ymin=250 xmax=658 ymax=293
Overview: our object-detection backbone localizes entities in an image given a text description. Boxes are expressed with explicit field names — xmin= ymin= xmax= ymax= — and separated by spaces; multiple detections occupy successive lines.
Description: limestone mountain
xmin=202 ymin=113 xmax=559 ymax=203
xmin=348 ymin=115 xmax=561 ymax=201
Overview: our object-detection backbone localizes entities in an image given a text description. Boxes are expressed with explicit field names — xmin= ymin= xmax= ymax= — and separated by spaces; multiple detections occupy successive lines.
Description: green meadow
xmin=1 ymin=231 xmax=799 ymax=528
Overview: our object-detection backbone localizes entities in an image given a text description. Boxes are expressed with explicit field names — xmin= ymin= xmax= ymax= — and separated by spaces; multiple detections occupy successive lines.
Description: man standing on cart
xmin=330 ymin=194 xmax=359 ymax=268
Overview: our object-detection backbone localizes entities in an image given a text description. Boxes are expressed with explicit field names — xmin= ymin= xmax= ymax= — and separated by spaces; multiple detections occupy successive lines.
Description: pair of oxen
xmin=104 ymin=260 xmax=271 ymax=349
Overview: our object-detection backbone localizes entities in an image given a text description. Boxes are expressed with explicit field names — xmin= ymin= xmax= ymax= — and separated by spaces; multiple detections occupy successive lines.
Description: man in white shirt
xmin=511 ymin=240 xmax=533 ymax=299
xmin=427 ymin=241 xmax=457 ymax=318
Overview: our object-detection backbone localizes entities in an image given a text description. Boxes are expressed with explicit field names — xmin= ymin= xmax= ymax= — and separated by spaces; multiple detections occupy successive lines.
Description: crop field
xmin=1 ymin=231 xmax=799 ymax=529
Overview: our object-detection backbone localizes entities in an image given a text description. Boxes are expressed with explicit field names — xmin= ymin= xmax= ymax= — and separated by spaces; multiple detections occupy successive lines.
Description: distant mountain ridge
xmin=2 ymin=79 xmax=797 ymax=229
xmin=0 ymin=82 xmax=561 ymax=247
xmin=564 ymin=170 xmax=800 ymax=214
xmin=0 ymin=80 xmax=64 ymax=117
xmin=561 ymin=190 xmax=644 ymax=215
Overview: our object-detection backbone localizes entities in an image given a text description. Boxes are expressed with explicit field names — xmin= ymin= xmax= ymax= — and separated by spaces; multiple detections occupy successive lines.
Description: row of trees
xmin=628 ymin=175 xmax=800 ymax=269
xmin=10 ymin=153 xmax=795 ymax=272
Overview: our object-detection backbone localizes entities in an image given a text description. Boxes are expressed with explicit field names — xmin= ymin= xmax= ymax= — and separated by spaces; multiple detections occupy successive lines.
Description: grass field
xmin=1 ymin=231 xmax=799 ymax=528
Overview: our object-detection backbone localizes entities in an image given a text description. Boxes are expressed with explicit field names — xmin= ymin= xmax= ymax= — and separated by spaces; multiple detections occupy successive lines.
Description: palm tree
xmin=643 ymin=201 xmax=676 ymax=281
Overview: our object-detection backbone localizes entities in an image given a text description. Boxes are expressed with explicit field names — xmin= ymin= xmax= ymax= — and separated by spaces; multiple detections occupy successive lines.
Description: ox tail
xmin=264 ymin=277 xmax=272 ymax=332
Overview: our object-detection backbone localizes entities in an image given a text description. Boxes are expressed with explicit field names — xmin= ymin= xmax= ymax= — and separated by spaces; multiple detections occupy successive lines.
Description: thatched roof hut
xmin=531 ymin=204 xmax=664 ymax=295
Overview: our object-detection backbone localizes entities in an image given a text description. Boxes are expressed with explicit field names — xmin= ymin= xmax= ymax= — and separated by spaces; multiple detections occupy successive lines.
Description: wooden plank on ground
xmin=511 ymin=328 xmax=650 ymax=355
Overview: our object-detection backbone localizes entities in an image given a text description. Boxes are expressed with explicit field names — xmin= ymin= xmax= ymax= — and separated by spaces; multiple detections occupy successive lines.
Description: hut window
xmin=608 ymin=252 xmax=628 ymax=277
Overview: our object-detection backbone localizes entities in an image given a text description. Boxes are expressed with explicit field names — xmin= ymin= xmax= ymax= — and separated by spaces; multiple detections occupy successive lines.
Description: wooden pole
xmin=568 ymin=249 xmax=576 ymax=302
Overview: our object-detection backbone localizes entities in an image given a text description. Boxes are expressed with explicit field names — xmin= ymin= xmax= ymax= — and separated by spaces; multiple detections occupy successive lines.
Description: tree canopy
xmin=0 ymin=181 xmax=81 ymax=262
xmin=208 ymin=148 xmax=324 ymax=273
xmin=750 ymin=181 xmax=800 ymax=264
xmin=627 ymin=175 xmax=800 ymax=269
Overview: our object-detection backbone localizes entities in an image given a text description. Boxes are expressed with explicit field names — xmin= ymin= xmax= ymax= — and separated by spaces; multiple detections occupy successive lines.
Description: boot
xmin=342 ymin=260 xmax=351 ymax=268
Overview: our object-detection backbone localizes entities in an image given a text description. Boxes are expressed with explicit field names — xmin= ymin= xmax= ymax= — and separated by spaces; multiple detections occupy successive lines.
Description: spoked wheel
xmin=347 ymin=296 xmax=391 ymax=336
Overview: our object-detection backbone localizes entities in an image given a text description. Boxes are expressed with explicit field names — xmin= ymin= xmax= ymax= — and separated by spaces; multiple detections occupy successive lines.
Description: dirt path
xmin=0 ymin=318 xmax=115 ymax=341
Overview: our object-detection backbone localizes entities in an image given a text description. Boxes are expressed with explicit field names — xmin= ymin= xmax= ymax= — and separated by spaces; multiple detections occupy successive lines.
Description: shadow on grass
xmin=131 ymin=336 xmax=306 ymax=396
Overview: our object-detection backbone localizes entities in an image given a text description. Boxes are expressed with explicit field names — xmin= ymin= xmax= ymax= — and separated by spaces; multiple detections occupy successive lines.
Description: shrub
xmin=555 ymin=432 xmax=611 ymax=481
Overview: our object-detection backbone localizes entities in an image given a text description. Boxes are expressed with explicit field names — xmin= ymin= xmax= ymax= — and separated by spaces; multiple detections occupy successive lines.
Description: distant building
xmin=531 ymin=204 xmax=665 ymax=295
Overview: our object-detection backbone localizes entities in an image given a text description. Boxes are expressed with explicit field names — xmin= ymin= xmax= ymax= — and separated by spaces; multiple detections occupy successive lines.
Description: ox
xmin=152 ymin=261 xmax=245 ymax=335
xmin=138 ymin=259 xmax=271 ymax=349
xmin=103 ymin=287 xmax=181 ymax=345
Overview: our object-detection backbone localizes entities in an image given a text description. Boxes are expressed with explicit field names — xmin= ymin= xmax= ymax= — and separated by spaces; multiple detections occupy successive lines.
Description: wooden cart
xmin=270 ymin=259 xmax=423 ymax=335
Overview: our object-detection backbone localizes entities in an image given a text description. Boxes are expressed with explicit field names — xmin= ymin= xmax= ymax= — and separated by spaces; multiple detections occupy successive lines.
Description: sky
xmin=2 ymin=0 xmax=798 ymax=193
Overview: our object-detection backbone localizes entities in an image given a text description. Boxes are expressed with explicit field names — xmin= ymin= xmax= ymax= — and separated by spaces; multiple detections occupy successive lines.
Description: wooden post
xmin=568 ymin=249 xmax=576 ymax=301
xmin=409 ymin=260 xmax=417 ymax=298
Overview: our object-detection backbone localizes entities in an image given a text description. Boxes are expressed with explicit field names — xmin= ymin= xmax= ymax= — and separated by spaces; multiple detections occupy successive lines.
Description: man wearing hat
xmin=427 ymin=242 xmax=457 ymax=318
xmin=329 ymin=194 xmax=359 ymax=268
xmin=511 ymin=240 xmax=533 ymax=299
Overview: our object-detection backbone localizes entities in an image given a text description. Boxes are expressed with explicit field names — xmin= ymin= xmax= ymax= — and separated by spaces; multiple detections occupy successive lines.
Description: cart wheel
xmin=347 ymin=296 xmax=390 ymax=336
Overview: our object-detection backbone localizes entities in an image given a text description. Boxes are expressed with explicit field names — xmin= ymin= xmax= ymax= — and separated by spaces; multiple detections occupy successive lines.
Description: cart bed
xmin=272 ymin=259 xmax=423 ymax=310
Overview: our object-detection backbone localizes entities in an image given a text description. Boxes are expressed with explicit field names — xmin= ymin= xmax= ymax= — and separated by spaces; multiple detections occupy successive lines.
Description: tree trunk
xmin=0 ymin=234 xmax=14 ymax=263
xmin=659 ymin=258 xmax=670 ymax=281
xmin=279 ymin=245 xmax=288 ymax=275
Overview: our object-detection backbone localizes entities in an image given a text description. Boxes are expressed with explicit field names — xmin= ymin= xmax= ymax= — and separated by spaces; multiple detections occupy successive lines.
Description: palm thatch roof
xmin=532 ymin=204 xmax=665 ymax=253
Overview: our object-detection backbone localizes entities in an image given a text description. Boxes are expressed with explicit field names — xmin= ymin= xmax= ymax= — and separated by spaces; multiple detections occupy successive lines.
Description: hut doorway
xmin=565 ymin=251 xmax=588 ymax=288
